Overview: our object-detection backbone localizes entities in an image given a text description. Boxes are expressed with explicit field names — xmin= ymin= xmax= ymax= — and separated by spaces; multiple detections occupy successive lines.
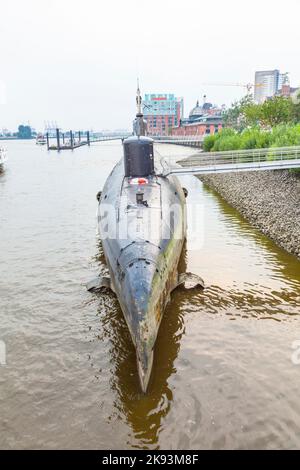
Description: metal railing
xmin=153 ymin=135 xmax=204 ymax=144
xmin=161 ymin=145 xmax=300 ymax=176
xmin=90 ymin=133 xmax=131 ymax=143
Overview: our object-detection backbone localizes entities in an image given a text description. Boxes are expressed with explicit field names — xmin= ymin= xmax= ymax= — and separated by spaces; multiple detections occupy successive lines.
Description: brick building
xmin=171 ymin=99 xmax=224 ymax=136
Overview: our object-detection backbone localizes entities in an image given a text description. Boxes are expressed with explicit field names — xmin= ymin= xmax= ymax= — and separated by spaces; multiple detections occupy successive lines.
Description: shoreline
xmin=195 ymin=169 xmax=300 ymax=259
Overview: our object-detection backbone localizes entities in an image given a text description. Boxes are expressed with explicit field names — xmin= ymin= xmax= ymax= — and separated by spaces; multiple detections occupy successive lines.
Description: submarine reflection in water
xmin=93 ymin=241 xmax=189 ymax=447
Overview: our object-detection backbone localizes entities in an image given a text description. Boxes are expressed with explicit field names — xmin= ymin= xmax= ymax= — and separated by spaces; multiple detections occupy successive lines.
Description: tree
xmin=223 ymin=94 xmax=265 ymax=130
xmin=224 ymin=94 xmax=299 ymax=130
xmin=292 ymin=92 xmax=300 ymax=123
xmin=243 ymin=102 xmax=262 ymax=127
xmin=223 ymin=94 xmax=254 ymax=130
xmin=260 ymin=96 xmax=293 ymax=127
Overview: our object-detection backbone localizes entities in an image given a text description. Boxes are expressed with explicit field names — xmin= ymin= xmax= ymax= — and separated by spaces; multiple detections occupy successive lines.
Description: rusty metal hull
xmin=98 ymin=158 xmax=186 ymax=391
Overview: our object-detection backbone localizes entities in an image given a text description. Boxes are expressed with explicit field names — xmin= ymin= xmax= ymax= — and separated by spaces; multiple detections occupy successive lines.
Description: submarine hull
xmin=98 ymin=157 xmax=186 ymax=392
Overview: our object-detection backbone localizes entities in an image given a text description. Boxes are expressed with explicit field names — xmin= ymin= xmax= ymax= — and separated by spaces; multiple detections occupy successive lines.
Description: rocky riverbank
xmin=197 ymin=170 xmax=300 ymax=259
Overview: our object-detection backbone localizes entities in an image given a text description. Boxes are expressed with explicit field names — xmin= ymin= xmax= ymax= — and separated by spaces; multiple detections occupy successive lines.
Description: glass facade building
xmin=143 ymin=94 xmax=184 ymax=136
xmin=254 ymin=70 xmax=280 ymax=103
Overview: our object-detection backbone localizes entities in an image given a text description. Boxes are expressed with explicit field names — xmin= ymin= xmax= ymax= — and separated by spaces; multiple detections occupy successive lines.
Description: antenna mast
xmin=136 ymin=79 xmax=142 ymax=115
xmin=133 ymin=79 xmax=146 ymax=137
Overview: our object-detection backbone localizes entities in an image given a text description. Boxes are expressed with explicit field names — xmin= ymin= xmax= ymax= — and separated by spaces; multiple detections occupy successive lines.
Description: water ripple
xmin=1 ymin=141 xmax=300 ymax=449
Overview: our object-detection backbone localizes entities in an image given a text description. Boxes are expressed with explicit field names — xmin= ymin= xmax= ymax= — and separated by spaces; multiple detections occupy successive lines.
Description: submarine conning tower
xmin=123 ymin=136 xmax=154 ymax=177
xmin=123 ymin=81 xmax=155 ymax=178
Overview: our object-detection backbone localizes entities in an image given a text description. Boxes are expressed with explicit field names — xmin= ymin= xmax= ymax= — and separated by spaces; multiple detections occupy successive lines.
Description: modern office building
xmin=143 ymin=93 xmax=184 ymax=136
xmin=254 ymin=70 xmax=281 ymax=103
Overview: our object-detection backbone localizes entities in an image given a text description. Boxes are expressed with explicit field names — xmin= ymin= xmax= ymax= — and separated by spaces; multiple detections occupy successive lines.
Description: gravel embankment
xmin=197 ymin=170 xmax=300 ymax=258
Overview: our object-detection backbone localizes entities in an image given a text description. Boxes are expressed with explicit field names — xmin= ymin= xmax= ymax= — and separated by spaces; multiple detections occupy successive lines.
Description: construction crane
xmin=202 ymin=82 xmax=264 ymax=93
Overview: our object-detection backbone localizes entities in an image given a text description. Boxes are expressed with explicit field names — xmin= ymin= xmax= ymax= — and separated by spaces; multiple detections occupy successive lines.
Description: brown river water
xmin=0 ymin=140 xmax=300 ymax=450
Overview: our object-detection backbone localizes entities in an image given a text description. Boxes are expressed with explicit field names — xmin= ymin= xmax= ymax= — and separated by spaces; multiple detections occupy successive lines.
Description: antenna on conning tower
xmin=133 ymin=79 xmax=147 ymax=137
xmin=136 ymin=79 xmax=142 ymax=116
xmin=123 ymin=80 xmax=154 ymax=179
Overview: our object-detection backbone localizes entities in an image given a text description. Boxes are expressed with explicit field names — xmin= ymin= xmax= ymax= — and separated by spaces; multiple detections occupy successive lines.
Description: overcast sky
xmin=1 ymin=0 xmax=299 ymax=131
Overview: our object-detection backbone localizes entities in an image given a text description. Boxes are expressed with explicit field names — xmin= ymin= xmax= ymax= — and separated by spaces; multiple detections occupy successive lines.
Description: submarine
xmin=88 ymin=85 xmax=204 ymax=392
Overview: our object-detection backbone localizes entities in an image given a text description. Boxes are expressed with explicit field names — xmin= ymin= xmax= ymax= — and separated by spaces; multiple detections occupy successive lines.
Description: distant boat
xmin=36 ymin=134 xmax=47 ymax=145
xmin=0 ymin=147 xmax=7 ymax=167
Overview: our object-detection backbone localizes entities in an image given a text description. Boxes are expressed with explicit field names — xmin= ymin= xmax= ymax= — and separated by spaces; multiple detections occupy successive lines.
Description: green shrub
xmin=203 ymin=134 xmax=217 ymax=152
xmin=214 ymin=135 xmax=241 ymax=151
xmin=203 ymin=124 xmax=300 ymax=152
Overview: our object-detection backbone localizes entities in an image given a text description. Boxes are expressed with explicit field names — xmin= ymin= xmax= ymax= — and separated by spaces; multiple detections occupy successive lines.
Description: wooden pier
xmin=47 ymin=128 xmax=131 ymax=151
xmin=47 ymin=129 xmax=90 ymax=151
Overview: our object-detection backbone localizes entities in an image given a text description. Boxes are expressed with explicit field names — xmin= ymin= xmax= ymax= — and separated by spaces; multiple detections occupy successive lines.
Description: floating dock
xmin=47 ymin=129 xmax=90 ymax=151
xmin=48 ymin=141 xmax=88 ymax=151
